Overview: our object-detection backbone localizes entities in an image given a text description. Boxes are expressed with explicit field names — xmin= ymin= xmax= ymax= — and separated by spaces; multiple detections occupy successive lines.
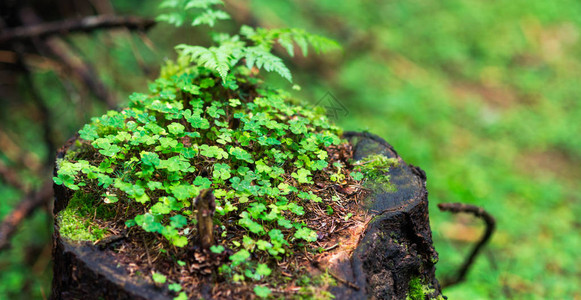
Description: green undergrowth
xmin=50 ymin=1 xmax=394 ymax=298
xmin=54 ymin=64 xmax=353 ymax=297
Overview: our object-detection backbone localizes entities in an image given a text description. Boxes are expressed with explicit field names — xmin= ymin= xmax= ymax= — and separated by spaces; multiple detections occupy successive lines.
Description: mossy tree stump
xmin=52 ymin=132 xmax=443 ymax=299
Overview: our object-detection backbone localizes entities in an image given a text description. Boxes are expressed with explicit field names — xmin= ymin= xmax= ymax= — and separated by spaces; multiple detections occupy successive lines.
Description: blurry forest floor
xmin=1 ymin=0 xmax=580 ymax=299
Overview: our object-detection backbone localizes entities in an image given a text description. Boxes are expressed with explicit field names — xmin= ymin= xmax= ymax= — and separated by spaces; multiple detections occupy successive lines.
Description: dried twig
xmin=437 ymin=202 xmax=496 ymax=288
xmin=0 ymin=180 xmax=53 ymax=251
xmin=0 ymin=15 xmax=155 ymax=45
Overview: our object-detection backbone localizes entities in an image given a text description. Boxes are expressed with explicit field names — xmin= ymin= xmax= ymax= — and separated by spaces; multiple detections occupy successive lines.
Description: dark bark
xmin=333 ymin=132 xmax=443 ymax=299
xmin=51 ymin=132 xmax=444 ymax=299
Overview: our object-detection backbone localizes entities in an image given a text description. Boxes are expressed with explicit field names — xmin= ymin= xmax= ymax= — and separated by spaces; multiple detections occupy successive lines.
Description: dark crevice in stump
xmin=51 ymin=132 xmax=444 ymax=299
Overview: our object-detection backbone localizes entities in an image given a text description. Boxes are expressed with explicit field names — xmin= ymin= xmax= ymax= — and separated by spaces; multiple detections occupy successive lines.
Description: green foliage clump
xmin=55 ymin=68 xmax=344 ymax=296
xmin=58 ymin=191 xmax=113 ymax=242
xmin=52 ymin=0 xmax=356 ymax=297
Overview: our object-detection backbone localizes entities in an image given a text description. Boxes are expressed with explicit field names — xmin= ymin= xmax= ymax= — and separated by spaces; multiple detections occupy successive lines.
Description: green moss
xmin=355 ymin=154 xmax=398 ymax=192
xmin=406 ymin=276 xmax=444 ymax=300
xmin=57 ymin=191 xmax=113 ymax=242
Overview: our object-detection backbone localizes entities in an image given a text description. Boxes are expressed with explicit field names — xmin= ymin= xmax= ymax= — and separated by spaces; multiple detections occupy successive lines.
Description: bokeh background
xmin=1 ymin=0 xmax=580 ymax=299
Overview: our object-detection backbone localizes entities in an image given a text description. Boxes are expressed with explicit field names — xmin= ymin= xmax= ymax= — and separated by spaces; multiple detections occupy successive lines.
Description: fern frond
xmin=239 ymin=26 xmax=341 ymax=57
xmin=192 ymin=9 xmax=230 ymax=27
xmin=305 ymin=33 xmax=341 ymax=54
xmin=277 ymin=32 xmax=295 ymax=57
xmin=288 ymin=28 xmax=341 ymax=56
xmin=243 ymin=47 xmax=292 ymax=82
xmin=240 ymin=26 xmax=277 ymax=49
xmin=176 ymin=44 xmax=234 ymax=81
xmin=166 ymin=2 xmax=339 ymax=84
xmin=156 ymin=12 xmax=187 ymax=27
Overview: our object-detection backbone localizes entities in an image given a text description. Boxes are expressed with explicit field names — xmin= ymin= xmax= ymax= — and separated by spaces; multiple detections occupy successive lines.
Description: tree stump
xmin=51 ymin=132 xmax=443 ymax=299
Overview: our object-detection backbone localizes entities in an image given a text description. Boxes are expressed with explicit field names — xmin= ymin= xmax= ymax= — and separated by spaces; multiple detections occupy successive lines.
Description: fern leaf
xmin=291 ymin=30 xmax=309 ymax=56
xmin=156 ymin=12 xmax=187 ymax=27
xmin=176 ymin=44 xmax=233 ymax=81
xmin=240 ymin=25 xmax=256 ymax=39
xmin=306 ymin=34 xmax=341 ymax=54
xmin=192 ymin=9 xmax=230 ymax=27
xmin=277 ymin=32 xmax=295 ymax=57
xmin=244 ymin=47 xmax=292 ymax=82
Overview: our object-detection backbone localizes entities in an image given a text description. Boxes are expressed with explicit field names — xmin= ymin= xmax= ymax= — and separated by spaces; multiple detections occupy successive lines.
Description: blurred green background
xmin=1 ymin=0 xmax=580 ymax=299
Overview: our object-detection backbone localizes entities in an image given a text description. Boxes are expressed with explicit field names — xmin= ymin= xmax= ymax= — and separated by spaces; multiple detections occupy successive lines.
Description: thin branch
xmin=437 ymin=202 xmax=496 ymax=288
xmin=0 ymin=180 xmax=53 ymax=252
xmin=0 ymin=15 xmax=155 ymax=45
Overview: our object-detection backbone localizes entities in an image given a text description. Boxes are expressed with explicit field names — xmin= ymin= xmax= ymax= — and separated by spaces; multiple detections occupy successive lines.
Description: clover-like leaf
xmin=294 ymin=226 xmax=318 ymax=242
xmin=229 ymin=147 xmax=254 ymax=163
xmin=256 ymin=264 xmax=272 ymax=277
xmin=291 ymin=168 xmax=312 ymax=184
xmin=170 ymin=214 xmax=188 ymax=228
xmin=254 ymin=286 xmax=271 ymax=298
xmin=200 ymin=144 xmax=229 ymax=159
xmin=210 ymin=245 xmax=225 ymax=253
xmin=152 ymin=272 xmax=167 ymax=284
xmin=351 ymin=171 xmax=364 ymax=181
xmin=171 ymin=184 xmax=199 ymax=201
xmin=168 ymin=122 xmax=185 ymax=135
xmin=229 ymin=249 xmax=250 ymax=267
xmin=168 ymin=283 xmax=182 ymax=292
xmin=213 ymin=163 xmax=231 ymax=180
